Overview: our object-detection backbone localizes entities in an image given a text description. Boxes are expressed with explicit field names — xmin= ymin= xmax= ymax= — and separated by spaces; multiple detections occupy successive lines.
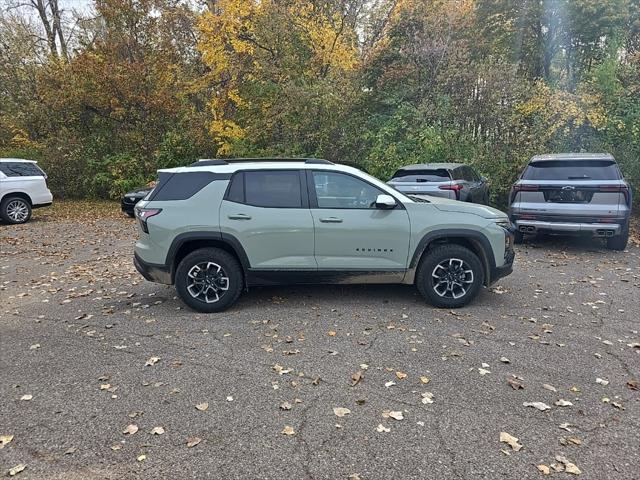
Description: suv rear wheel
xmin=416 ymin=244 xmax=484 ymax=308
xmin=606 ymin=223 xmax=629 ymax=251
xmin=175 ymin=248 xmax=243 ymax=313
xmin=1 ymin=196 xmax=32 ymax=224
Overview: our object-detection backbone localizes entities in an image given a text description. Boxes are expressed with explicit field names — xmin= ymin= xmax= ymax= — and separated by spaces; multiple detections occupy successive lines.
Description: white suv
xmin=0 ymin=158 xmax=53 ymax=224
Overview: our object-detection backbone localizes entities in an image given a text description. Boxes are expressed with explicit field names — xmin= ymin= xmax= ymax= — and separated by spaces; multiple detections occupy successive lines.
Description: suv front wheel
xmin=415 ymin=244 xmax=485 ymax=308
xmin=175 ymin=248 xmax=244 ymax=313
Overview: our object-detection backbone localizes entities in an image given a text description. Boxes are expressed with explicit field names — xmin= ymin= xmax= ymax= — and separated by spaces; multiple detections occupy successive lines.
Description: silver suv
xmin=509 ymin=153 xmax=632 ymax=250
xmin=388 ymin=163 xmax=490 ymax=204
xmin=133 ymin=159 xmax=514 ymax=312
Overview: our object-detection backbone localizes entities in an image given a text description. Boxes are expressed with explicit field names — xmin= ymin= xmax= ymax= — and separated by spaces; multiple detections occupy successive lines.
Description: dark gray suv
xmin=509 ymin=153 xmax=632 ymax=250
xmin=388 ymin=163 xmax=489 ymax=204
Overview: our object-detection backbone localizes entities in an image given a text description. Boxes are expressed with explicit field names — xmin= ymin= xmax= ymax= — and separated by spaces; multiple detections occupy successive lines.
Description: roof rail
xmin=189 ymin=158 xmax=334 ymax=167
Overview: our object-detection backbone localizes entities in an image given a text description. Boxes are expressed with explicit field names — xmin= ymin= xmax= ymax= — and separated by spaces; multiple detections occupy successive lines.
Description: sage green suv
xmin=133 ymin=159 xmax=515 ymax=312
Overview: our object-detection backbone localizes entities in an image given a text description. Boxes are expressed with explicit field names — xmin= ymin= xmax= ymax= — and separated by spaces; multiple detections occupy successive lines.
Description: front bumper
xmin=514 ymin=219 xmax=622 ymax=236
xmin=134 ymin=253 xmax=172 ymax=285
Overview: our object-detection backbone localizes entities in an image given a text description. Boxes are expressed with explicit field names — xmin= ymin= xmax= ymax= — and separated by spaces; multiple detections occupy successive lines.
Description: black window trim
xmin=223 ymin=169 xmax=308 ymax=209
xmin=306 ymin=169 xmax=406 ymax=210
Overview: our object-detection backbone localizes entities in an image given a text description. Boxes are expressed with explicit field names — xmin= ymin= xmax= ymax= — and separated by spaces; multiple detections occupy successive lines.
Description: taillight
xmin=135 ymin=208 xmax=162 ymax=233
xmin=510 ymin=184 xmax=539 ymax=203
xmin=599 ymin=185 xmax=630 ymax=205
xmin=438 ymin=183 xmax=464 ymax=200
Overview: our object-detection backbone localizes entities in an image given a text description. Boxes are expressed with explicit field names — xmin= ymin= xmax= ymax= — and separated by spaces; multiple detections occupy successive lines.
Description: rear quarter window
xmin=523 ymin=160 xmax=621 ymax=181
xmin=149 ymin=172 xmax=230 ymax=201
xmin=0 ymin=162 xmax=44 ymax=177
xmin=391 ymin=169 xmax=451 ymax=182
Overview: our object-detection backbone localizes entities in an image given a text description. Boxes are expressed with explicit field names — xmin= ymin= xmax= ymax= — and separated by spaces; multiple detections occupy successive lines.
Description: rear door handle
xmin=228 ymin=213 xmax=252 ymax=220
xmin=319 ymin=217 xmax=343 ymax=223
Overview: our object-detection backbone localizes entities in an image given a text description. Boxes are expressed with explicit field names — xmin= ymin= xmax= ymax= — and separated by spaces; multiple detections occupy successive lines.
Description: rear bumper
xmin=514 ymin=219 xmax=623 ymax=236
xmin=134 ymin=253 xmax=172 ymax=285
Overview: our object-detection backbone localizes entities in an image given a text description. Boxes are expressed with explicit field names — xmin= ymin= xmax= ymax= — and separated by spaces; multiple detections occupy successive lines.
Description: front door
xmin=219 ymin=170 xmax=316 ymax=269
xmin=308 ymin=170 xmax=411 ymax=274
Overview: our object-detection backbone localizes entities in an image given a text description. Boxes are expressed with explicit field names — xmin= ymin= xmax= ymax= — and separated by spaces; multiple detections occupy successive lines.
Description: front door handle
xmin=228 ymin=213 xmax=252 ymax=220
xmin=319 ymin=217 xmax=343 ymax=223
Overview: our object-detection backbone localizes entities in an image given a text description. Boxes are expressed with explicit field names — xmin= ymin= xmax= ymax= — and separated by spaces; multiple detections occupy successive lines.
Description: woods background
xmin=1 ymin=0 xmax=639 ymax=207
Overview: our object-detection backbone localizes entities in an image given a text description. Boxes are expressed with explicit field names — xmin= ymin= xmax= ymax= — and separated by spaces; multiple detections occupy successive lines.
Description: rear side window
xmin=244 ymin=171 xmax=302 ymax=208
xmin=523 ymin=160 xmax=621 ymax=181
xmin=0 ymin=162 xmax=44 ymax=177
xmin=150 ymin=172 xmax=226 ymax=201
xmin=391 ymin=169 xmax=451 ymax=182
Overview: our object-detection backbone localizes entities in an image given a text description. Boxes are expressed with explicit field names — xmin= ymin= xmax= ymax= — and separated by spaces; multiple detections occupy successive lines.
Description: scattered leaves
xmin=333 ymin=407 xmax=351 ymax=417
xmin=376 ymin=424 xmax=390 ymax=433
xmin=395 ymin=371 xmax=407 ymax=380
xmin=0 ymin=435 xmax=14 ymax=449
xmin=150 ymin=426 xmax=165 ymax=435
xmin=537 ymin=464 xmax=550 ymax=475
xmin=19 ymin=395 xmax=32 ymax=401
xmin=351 ymin=371 xmax=363 ymax=386
xmin=523 ymin=401 xmax=551 ymax=411
xmin=123 ymin=424 xmax=138 ymax=435
xmin=281 ymin=425 xmax=295 ymax=436
xmin=419 ymin=376 xmax=430 ymax=384
xmin=507 ymin=376 xmax=524 ymax=390
xmin=555 ymin=455 xmax=581 ymax=475
xmin=145 ymin=356 xmax=160 ymax=366
xmin=186 ymin=437 xmax=202 ymax=448
xmin=8 ymin=464 xmax=26 ymax=476
xmin=195 ymin=402 xmax=209 ymax=411
xmin=555 ymin=399 xmax=573 ymax=407
xmin=499 ymin=432 xmax=523 ymax=452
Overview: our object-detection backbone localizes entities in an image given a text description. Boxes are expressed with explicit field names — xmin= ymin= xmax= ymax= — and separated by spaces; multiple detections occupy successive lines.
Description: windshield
xmin=523 ymin=160 xmax=620 ymax=181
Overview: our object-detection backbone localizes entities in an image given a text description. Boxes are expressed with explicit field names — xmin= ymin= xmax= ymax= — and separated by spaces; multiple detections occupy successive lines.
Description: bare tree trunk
xmin=50 ymin=0 xmax=69 ymax=61
xmin=31 ymin=0 xmax=56 ymax=57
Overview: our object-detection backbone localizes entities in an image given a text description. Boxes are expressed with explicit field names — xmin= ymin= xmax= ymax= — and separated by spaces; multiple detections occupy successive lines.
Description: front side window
xmin=312 ymin=171 xmax=384 ymax=209
xmin=0 ymin=162 xmax=44 ymax=177
xmin=244 ymin=170 xmax=302 ymax=208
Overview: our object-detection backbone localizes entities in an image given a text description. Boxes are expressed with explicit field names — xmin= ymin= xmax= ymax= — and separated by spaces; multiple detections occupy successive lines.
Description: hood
xmin=414 ymin=195 xmax=507 ymax=219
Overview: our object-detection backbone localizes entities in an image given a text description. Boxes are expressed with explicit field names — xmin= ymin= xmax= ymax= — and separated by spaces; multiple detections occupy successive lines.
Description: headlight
xmin=495 ymin=219 xmax=512 ymax=230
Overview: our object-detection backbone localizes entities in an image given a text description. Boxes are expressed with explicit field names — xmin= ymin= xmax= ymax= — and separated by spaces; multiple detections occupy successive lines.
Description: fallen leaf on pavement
xmin=420 ymin=376 xmax=430 ymax=384
xmin=123 ymin=424 xmax=138 ymax=435
xmin=186 ymin=437 xmax=202 ymax=448
xmin=281 ymin=426 xmax=295 ymax=435
xmin=64 ymin=447 xmax=76 ymax=455
xmin=537 ymin=464 xmax=550 ymax=475
xmin=328 ymin=330 xmax=336 ymax=337
xmin=568 ymin=437 xmax=582 ymax=445
xmin=395 ymin=371 xmax=407 ymax=380
xmin=19 ymin=395 xmax=32 ymax=401
xmin=499 ymin=432 xmax=523 ymax=451
xmin=555 ymin=399 xmax=573 ymax=407
xmin=351 ymin=371 xmax=363 ymax=386
xmin=195 ymin=402 xmax=209 ymax=411
xmin=280 ymin=401 xmax=292 ymax=410
xmin=150 ymin=426 xmax=165 ymax=435
xmin=8 ymin=464 xmax=25 ymax=476
xmin=478 ymin=368 xmax=491 ymax=375
xmin=384 ymin=381 xmax=396 ymax=388
xmin=500 ymin=356 xmax=510 ymax=363
xmin=507 ymin=376 xmax=524 ymax=390
xmin=376 ymin=424 xmax=390 ymax=433
xmin=555 ymin=455 xmax=581 ymax=475
xmin=0 ymin=435 xmax=14 ymax=449
xmin=145 ymin=356 xmax=160 ymax=366
xmin=523 ymin=401 xmax=551 ymax=411
xmin=595 ymin=378 xmax=609 ymax=386
xmin=421 ymin=392 xmax=434 ymax=404
xmin=383 ymin=410 xmax=404 ymax=420
xmin=627 ymin=379 xmax=638 ymax=391
xmin=333 ymin=407 xmax=351 ymax=417
xmin=542 ymin=384 xmax=557 ymax=392
xmin=559 ymin=423 xmax=573 ymax=432
xmin=137 ymin=454 xmax=146 ymax=462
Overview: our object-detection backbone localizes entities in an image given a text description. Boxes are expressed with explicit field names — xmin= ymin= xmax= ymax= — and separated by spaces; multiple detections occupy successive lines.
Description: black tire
xmin=0 ymin=196 xmax=32 ymax=224
xmin=415 ymin=244 xmax=485 ymax=308
xmin=125 ymin=211 xmax=135 ymax=218
xmin=175 ymin=248 xmax=243 ymax=313
xmin=606 ymin=223 xmax=629 ymax=251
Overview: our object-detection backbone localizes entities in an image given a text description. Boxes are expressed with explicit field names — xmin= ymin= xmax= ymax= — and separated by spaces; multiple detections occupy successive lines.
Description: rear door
xmin=309 ymin=170 xmax=411 ymax=274
xmin=515 ymin=160 xmax=626 ymax=219
xmin=219 ymin=170 xmax=316 ymax=269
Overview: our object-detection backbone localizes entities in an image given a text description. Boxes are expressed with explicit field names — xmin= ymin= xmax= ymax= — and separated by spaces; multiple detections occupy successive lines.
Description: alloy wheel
xmin=6 ymin=200 xmax=29 ymax=223
xmin=431 ymin=258 xmax=474 ymax=299
xmin=186 ymin=262 xmax=230 ymax=303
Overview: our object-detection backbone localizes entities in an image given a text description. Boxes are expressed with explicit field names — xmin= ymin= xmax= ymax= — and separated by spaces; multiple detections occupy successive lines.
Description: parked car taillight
xmin=599 ymin=185 xmax=631 ymax=205
xmin=510 ymin=184 xmax=539 ymax=203
xmin=438 ymin=183 xmax=464 ymax=200
xmin=135 ymin=208 xmax=162 ymax=233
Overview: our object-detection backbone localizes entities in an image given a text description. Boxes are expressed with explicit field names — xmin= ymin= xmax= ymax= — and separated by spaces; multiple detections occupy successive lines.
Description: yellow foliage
xmin=197 ymin=0 xmax=359 ymax=152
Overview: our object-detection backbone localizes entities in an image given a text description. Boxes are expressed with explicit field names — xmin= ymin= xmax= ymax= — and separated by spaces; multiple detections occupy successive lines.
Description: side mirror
xmin=375 ymin=194 xmax=397 ymax=209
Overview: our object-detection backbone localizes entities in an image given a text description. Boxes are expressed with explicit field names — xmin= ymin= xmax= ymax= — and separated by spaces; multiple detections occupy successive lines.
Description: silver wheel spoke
xmin=430 ymin=257 xmax=475 ymax=299
xmin=186 ymin=262 xmax=229 ymax=304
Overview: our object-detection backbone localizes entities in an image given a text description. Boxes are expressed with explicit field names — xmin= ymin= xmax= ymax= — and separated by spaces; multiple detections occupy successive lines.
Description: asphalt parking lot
xmin=1 ymin=202 xmax=639 ymax=479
